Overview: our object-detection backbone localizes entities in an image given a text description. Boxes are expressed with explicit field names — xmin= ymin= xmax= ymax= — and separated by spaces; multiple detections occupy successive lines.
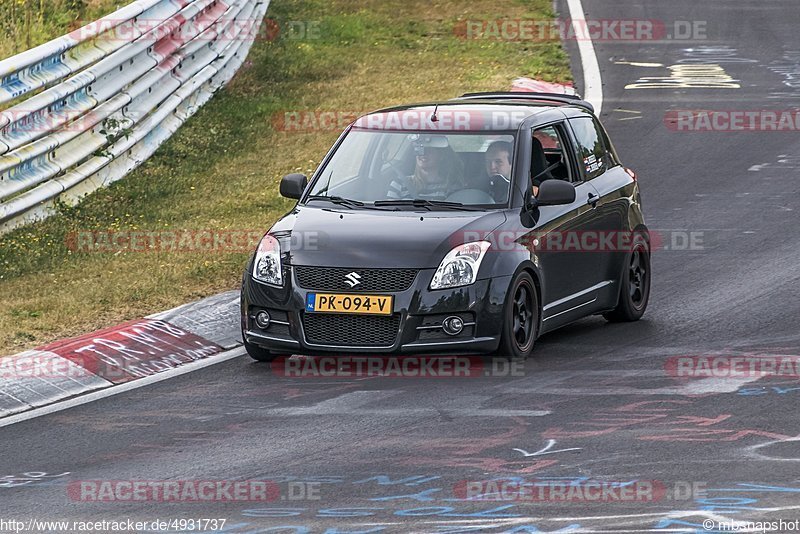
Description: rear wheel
xmin=604 ymin=234 xmax=651 ymax=322
xmin=497 ymin=271 xmax=539 ymax=361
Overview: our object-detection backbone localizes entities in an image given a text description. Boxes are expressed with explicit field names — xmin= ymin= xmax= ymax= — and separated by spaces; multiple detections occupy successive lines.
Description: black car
xmin=241 ymin=92 xmax=650 ymax=361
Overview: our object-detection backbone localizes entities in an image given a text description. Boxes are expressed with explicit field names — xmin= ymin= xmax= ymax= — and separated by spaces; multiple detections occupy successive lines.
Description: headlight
xmin=252 ymin=234 xmax=283 ymax=286
xmin=430 ymin=241 xmax=491 ymax=290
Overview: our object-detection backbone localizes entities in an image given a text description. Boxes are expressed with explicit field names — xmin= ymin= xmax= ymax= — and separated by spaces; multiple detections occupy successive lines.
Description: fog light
xmin=442 ymin=316 xmax=464 ymax=336
xmin=255 ymin=310 xmax=271 ymax=329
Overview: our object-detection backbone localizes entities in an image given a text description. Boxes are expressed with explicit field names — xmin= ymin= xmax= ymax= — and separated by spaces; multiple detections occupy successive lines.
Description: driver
xmin=485 ymin=140 xmax=513 ymax=179
xmin=485 ymin=139 xmax=558 ymax=199
xmin=485 ymin=140 xmax=513 ymax=202
xmin=387 ymin=142 xmax=465 ymax=200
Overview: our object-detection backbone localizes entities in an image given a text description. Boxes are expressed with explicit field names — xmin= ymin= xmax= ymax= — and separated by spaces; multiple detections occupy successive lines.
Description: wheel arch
xmin=512 ymin=260 xmax=544 ymax=339
xmin=633 ymin=223 xmax=651 ymax=248
xmin=607 ymin=224 xmax=651 ymax=312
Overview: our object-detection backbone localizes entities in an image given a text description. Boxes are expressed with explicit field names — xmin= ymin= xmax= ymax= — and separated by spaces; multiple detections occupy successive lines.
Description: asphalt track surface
xmin=4 ymin=1 xmax=800 ymax=532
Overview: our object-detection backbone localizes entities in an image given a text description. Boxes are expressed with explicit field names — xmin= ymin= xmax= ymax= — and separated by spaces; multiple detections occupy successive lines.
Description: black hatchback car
xmin=241 ymin=92 xmax=650 ymax=361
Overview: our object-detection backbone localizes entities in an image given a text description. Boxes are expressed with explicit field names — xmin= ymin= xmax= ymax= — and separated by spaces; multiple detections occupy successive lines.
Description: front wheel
xmin=604 ymin=233 xmax=651 ymax=322
xmin=497 ymin=271 xmax=539 ymax=361
xmin=243 ymin=336 xmax=279 ymax=362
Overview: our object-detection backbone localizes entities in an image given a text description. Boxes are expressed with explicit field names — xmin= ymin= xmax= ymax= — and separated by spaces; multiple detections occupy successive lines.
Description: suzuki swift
xmin=241 ymin=92 xmax=650 ymax=361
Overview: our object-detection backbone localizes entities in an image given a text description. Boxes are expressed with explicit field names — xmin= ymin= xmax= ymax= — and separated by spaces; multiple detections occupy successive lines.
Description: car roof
xmin=354 ymin=93 xmax=595 ymax=132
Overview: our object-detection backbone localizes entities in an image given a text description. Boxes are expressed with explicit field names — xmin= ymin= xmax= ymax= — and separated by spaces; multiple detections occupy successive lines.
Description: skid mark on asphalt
xmin=258 ymin=391 xmax=550 ymax=417
xmin=505 ymin=369 xmax=762 ymax=396
xmin=749 ymin=154 xmax=800 ymax=173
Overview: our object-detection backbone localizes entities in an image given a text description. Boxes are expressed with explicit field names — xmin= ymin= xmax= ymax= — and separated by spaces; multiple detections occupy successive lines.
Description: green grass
xmin=0 ymin=0 xmax=571 ymax=354
xmin=0 ymin=0 xmax=124 ymax=58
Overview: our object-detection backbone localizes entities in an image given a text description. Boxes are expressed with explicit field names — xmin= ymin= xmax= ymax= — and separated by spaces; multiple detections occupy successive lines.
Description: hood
xmin=270 ymin=206 xmax=507 ymax=269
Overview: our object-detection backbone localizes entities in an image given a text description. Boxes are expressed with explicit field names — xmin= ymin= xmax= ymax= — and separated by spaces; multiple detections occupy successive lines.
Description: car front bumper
xmin=241 ymin=266 xmax=511 ymax=355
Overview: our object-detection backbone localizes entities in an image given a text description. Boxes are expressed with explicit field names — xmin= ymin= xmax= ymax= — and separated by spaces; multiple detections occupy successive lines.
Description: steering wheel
xmin=445 ymin=188 xmax=496 ymax=204
xmin=487 ymin=173 xmax=510 ymax=203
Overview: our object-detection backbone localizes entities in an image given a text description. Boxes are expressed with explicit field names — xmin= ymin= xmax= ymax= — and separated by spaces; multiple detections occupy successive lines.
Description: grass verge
xmin=0 ymin=0 xmax=571 ymax=354
xmin=0 ymin=0 xmax=122 ymax=58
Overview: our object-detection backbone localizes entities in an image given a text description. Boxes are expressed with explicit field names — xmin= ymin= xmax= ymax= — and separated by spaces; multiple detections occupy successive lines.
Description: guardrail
xmin=0 ymin=0 xmax=269 ymax=234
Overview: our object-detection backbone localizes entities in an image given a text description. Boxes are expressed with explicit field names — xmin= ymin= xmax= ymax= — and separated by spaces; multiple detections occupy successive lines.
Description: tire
xmin=496 ymin=271 xmax=539 ymax=361
xmin=604 ymin=233 xmax=651 ymax=322
xmin=243 ymin=337 xmax=279 ymax=362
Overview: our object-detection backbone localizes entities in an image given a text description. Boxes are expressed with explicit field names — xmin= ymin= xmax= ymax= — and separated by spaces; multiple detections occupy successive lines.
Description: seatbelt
xmin=531 ymin=160 xmax=561 ymax=183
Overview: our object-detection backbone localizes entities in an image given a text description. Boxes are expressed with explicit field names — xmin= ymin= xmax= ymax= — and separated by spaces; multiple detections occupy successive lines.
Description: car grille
xmin=303 ymin=314 xmax=401 ymax=347
xmin=294 ymin=267 xmax=418 ymax=292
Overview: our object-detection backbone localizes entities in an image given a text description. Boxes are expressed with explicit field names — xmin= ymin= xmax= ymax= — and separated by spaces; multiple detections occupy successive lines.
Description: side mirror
xmin=520 ymin=189 xmax=538 ymax=228
xmin=280 ymin=173 xmax=308 ymax=200
xmin=536 ymin=180 xmax=576 ymax=206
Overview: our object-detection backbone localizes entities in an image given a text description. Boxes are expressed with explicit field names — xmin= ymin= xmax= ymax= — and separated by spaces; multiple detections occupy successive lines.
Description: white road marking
xmin=566 ymin=0 xmax=603 ymax=115
xmin=745 ymin=434 xmax=800 ymax=462
xmin=254 ymin=391 xmax=552 ymax=417
xmin=514 ymin=439 xmax=582 ymax=456
xmin=614 ymin=61 xmax=664 ymax=67
xmin=0 ymin=348 xmax=244 ymax=429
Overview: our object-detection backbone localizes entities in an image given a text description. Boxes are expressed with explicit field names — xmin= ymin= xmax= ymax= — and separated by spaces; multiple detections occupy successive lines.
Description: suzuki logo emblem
xmin=344 ymin=272 xmax=362 ymax=288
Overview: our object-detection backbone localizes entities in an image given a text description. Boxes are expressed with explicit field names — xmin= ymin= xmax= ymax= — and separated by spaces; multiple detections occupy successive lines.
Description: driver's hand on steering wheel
xmin=487 ymin=173 xmax=509 ymax=203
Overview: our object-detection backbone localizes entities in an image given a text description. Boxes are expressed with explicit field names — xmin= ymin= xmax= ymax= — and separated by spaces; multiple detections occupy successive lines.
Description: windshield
xmin=305 ymin=129 xmax=517 ymax=208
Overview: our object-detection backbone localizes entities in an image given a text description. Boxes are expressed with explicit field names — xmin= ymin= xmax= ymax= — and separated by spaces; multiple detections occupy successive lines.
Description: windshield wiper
xmin=374 ymin=199 xmax=481 ymax=211
xmin=305 ymin=195 xmax=365 ymax=209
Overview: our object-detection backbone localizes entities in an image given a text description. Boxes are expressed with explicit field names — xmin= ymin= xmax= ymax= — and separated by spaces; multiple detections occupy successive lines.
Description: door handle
xmin=587 ymin=192 xmax=599 ymax=207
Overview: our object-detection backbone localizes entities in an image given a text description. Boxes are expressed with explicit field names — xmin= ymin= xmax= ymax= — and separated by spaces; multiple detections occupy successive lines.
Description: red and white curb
xmin=0 ymin=291 xmax=242 ymax=420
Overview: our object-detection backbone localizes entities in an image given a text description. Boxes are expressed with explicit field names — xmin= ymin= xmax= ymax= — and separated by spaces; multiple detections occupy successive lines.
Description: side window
xmin=531 ymin=124 xmax=573 ymax=186
xmin=569 ymin=117 xmax=611 ymax=181
xmin=533 ymin=126 xmax=561 ymax=150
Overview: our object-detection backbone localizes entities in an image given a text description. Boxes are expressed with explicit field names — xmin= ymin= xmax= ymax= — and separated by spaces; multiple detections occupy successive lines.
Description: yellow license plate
xmin=306 ymin=293 xmax=393 ymax=315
